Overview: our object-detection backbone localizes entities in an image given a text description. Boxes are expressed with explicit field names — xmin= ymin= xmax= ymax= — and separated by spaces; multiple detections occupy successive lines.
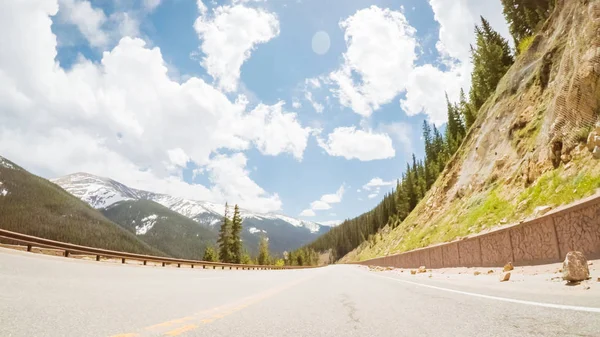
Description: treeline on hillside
xmin=202 ymin=203 xmax=286 ymax=266
xmin=298 ymin=2 xmax=554 ymax=263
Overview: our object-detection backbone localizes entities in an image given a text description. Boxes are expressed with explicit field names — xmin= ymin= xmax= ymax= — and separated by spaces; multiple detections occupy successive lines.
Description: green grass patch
xmin=518 ymin=35 xmax=535 ymax=54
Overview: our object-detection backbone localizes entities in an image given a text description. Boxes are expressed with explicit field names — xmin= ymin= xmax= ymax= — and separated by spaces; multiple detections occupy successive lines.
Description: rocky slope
xmin=0 ymin=156 xmax=161 ymax=255
xmin=343 ymin=0 xmax=600 ymax=262
xmin=53 ymin=172 xmax=329 ymax=254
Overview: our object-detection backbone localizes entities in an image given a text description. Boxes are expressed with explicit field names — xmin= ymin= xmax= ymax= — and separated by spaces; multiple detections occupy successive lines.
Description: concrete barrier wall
xmin=356 ymin=194 xmax=600 ymax=268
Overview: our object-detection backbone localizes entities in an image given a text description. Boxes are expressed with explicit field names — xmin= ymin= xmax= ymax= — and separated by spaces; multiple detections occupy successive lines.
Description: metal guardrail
xmin=0 ymin=228 xmax=314 ymax=270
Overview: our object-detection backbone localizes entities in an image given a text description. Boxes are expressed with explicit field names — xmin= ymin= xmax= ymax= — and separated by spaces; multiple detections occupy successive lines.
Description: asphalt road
xmin=1 ymin=248 xmax=599 ymax=337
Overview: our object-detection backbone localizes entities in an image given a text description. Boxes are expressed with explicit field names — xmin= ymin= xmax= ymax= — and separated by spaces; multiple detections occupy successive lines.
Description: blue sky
xmin=1 ymin=0 xmax=510 ymax=225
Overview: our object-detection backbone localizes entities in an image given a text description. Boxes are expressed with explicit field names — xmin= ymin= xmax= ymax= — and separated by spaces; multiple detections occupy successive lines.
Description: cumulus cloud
xmin=379 ymin=122 xmax=413 ymax=151
xmin=367 ymin=193 xmax=378 ymax=199
xmin=317 ymin=127 xmax=395 ymax=161
xmin=57 ymin=0 xmax=109 ymax=47
xmin=363 ymin=177 xmax=394 ymax=191
xmin=299 ymin=184 xmax=345 ymax=216
xmin=0 ymin=0 xmax=308 ymax=213
xmin=328 ymin=6 xmax=417 ymax=117
xmin=398 ymin=0 xmax=511 ymax=125
xmin=300 ymin=209 xmax=316 ymax=217
xmin=194 ymin=1 xmax=280 ymax=92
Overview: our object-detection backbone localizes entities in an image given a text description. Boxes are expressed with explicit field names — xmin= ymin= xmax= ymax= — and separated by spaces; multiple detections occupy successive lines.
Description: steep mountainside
xmin=343 ymin=0 xmax=600 ymax=262
xmin=101 ymin=200 xmax=217 ymax=259
xmin=53 ymin=172 xmax=329 ymax=254
xmin=0 ymin=156 xmax=161 ymax=255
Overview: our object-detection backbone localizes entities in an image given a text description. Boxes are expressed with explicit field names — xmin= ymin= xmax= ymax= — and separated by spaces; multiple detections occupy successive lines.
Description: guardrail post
xmin=162 ymin=262 xmax=166 ymax=267
xmin=213 ymin=266 xmax=216 ymax=269
xmin=191 ymin=264 xmax=194 ymax=269
xmin=203 ymin=265 xmax=206 ymax=269
xmin=177 ymin=263 xmax=181 ymax=268
xmin=143 ymin=260 xmax=147 ymax=266
xmin=27 ymin=244 xmax=32 ymax=252
xmin=64 ymin=250 xmax=69 ymax=257
xmin=222 ymin=266 xmax=225 ymax=270
xmin=121 ymin=258 xmax=126 ymax=264
xmin=229 ymin=266 xmax=232 ymax=270
xmin=96 ymin=255 xmax=101 ymax=261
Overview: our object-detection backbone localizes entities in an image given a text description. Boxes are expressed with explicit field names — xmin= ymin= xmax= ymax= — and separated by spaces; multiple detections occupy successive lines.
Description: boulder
xmin=500 ymin=272 xmax=511 ymax=282
xmin=503 ymin=262 xmax=514 ymax=272
xmin=474 ymin=271 xmax=481 ymax=276
xmin=587 ymin=131 xmax=597 ymax=151
xmin=594 ymin=146 xmax=600 ymax=159
xmin=418 ymin=266 xmax=427 ymax=273
xmin=410 ymin=270 xmax=417 ymax=275
xmin=562 ymin=251 xmax=590 ymax=282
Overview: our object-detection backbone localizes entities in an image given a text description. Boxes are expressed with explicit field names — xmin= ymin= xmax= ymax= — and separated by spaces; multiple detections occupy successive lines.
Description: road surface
xmin=1 ymin=247 xmax=599 ymax=337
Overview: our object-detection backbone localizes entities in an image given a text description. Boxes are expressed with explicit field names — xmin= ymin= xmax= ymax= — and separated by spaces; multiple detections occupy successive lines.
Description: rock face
xmin=562 ymin=251 xmax=590 ymax=282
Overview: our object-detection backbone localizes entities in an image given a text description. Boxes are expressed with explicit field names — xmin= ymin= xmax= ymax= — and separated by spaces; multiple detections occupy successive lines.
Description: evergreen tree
xmin=470 ymin=17 xmax=514 ymax=111
xmin=240 ymin=250 xmax=252 ymax=265
xmin=203 ymin=245 xmax=218 ymax=262
xmin=230 ymin=204 xmax=243 ymax=264
xmin=458 ymin=88 xmax=475 ymax=129
xmin=501 ymin=0 xmax=555 ymax=46
xmin=257 ymin=235 xmax=270 ymax=265
xmin=217 ymin=203 xmax=232 ymax=263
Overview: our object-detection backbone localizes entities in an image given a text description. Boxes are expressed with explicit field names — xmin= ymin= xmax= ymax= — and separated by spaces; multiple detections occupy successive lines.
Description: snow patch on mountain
xmin=136 ymin=214 xmax=158 ymax=235
xmin=0 ymin=157 xmax=15 ymax=170
xmin=53 ymin=172 xmax=325 ymax=234
xmin=0 ymin=181 xmax=7 ymax=197
xmin=51 ymin=173 xmax=139 ymax=208
xmin=248 ymin=227 xmax=267 ymax=234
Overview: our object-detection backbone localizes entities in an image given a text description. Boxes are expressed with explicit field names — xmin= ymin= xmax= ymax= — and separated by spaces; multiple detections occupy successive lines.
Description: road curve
xmin=1 ymin=247 xmax=599 ymax=337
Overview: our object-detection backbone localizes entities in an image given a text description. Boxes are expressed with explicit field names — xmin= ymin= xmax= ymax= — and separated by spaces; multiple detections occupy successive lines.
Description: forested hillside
xmin=102 ymin=200 xmax=218 ymax=260
xmin=301 ymin=0 xmax=600 ymax=263
xmin=0 ymin=156 xmax=161 ymax=255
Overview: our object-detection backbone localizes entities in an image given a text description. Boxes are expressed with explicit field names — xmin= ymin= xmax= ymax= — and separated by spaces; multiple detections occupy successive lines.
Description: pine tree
xmin=203 ymin=245 xmax=218 ymax=262
xmin=470 ymin=17 xmax=514 ymax=111
xmin=230 ymin=204 xmax=243 ymax=264
xmin=240 ymin=250 xmax=252 ymax=265
xmin=501 ymin=0 xmax=555 ymax=46
xmin=257 ymin=235 xmax=270 ymax=265
xmin=458 ymin=88 xmax=475 ymax=129
xmin=217 ymin=203 xmax=232 ymax=263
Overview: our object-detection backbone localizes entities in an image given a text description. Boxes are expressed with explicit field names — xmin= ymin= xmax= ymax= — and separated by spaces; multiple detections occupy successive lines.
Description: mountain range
xmin=52 ymin=172 xmax=330 ymax=255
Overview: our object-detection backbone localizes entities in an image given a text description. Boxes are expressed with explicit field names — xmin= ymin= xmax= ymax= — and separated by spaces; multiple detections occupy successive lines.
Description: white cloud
xmin=300 ymin=209 xmax=316 ymax=217
xmin=363 ymin=177 xmax=393 ymax=191
xmin=319 ymin=220 xmax=343 ymax=227
xmin=57 ymin=0 xmax=109 ymax=47
xmin=302 ymin=184 xmax=345 ymax=215
xmin=317 ymin=127 xmax=395 ymax=161
xmin=310 ymin=200 xmax=331 ymax=211
xmin=0 ymin=0 xmax=308 ymax=213
xmin=367 ymin=193 xmax=378 ymax=199
xmin=398 ymin=0 xmax=511 ymax=125
xmin=356 ymin=189 xmax=361 ymax=193
xmin=304 ymin=91 xmax=324 ymax=113
xmin=428 ymin=0 xmax=510 ymax=62
xmin=292 ymin=98 xmax=302 ymax=109
xmin=194 ymin=2 xmax=280 ymax=92
xmin=143 ymin=0 xmax=161 ymax=11
xmin=328 ymin=6 xmax=417 ymax=117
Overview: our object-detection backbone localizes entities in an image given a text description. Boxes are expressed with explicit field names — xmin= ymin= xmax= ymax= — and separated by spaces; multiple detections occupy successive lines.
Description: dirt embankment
xmin=345 ymin=0 xmax=600 ymax=263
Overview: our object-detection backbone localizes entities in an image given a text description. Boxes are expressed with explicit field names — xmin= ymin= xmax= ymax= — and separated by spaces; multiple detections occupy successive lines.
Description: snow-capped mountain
xmin=52 ymin=173 xmax=329 ymax=253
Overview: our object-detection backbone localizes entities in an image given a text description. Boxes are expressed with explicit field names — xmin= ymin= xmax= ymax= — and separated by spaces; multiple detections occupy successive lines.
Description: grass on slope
xmin=0 ymin=157 xmax=162 ymax=255
xmin=349 ymin=155 xmax=600 ymax=262
xmin=102 ymin=200 xmax=218 ymax=260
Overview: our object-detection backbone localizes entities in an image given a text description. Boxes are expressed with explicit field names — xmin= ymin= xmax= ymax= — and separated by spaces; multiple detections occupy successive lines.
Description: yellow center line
xmin=110 ymin=273 xmax=318 ymax=337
